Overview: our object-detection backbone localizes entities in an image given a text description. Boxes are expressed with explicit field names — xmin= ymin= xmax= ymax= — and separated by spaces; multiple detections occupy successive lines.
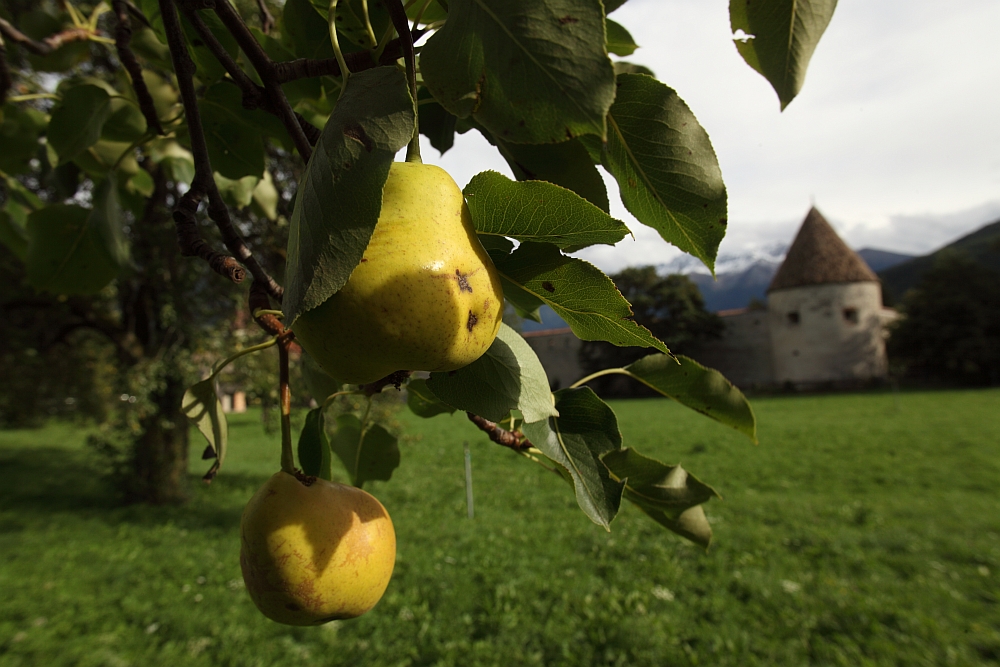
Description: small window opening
xmin=786 ymin=311 xmax=800 ymax=325
xmin=843 ymin=307 xmax=859 ymax=324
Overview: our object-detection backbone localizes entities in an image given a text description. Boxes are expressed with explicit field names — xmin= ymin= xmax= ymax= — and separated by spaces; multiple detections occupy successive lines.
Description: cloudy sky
xmin=417 ymin=0 xmax=1000 ymax=274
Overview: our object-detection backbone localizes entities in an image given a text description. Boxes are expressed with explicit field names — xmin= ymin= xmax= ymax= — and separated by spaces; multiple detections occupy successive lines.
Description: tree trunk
xmin=127 ymin=369 xmax=190 ymax=504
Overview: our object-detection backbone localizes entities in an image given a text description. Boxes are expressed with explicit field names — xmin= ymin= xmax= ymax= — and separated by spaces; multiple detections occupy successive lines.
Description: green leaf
xmin=418 ymin=88 xmax=458 ymax=154
xmin=282 ymin=0 xmax=336 ymax=60
xmin=282 ymin=67 xmax=415 ymax=325
xmin=730 ymin=0 xmax=838 ymax=109
xmin=420 ymin=0 xmax=616 ymax=143
xmin=181 ymin=378 xmax=229 ymax=481
xmin=612 ymin=61 xmax=655 ymax=77
xmin=328 ymin=413 xmax=401 ymax=488
xmin=486 ymin=137 xmax=611 ymax=213
xmin=637 ymin=504 xmax=713 ymax=549
xmin=405 ymin=378 xmax=457 ymax=418
xmin=0 ymin=209 xmax=29 ymax=260
xmin=0 ymin=103 xmax=46 ymax=174
xmin=602 ymin=448 xmax=718 ymax=517
xmin=604 ymin=74 xmax=727 ymax=273
xmin=321 ymin=0 xmax=390 ymax=48
xmin=24 ymin=176 xmax=127 ymax=294
xmin=101 ymin=99 xmax=148 ymax=143
xmin=407 ymin=0 xmax=448 ymax=23
xmin=521 ymin=387 xmax=624 ymax=530
xmin=465 ymin=171 xmax=625 ymax=251
xmin=127 ymin=169 xmax=155 ymax=197
xmin=605 ymin=19 xmax=637 ymax=56
xmin=619 ymin=354 xmax=757 ymax=441
xmin=197 ymin=86 xmax=266 ymax=180
xmin=495 ymin=242 xmax=669 ymax=353
xmin=181 ymin=9 xmax=240 ymax=85
xmin=47 ymin=85 xmax=113 ymax=162
xmin=214 ymin=173 xmax=259 ymax=209
xmin=301 ymin=351 xmax=343 ymax=402
xmin=427 ymin=322 xmax=557 ymax=423
xmin=298 ymin=407 xmax=333 ymax=480
xmin=252 ymin=171 xmax=280 ymax=221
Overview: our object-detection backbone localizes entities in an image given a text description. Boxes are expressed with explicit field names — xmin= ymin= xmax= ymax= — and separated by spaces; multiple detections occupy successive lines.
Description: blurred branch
xmin=254 ymin=0 xmax=275 ymax=34
xmin=158 ymin=0 xmax=283 ymax=299
xmin=0 ymin=18 xmax=92 ymax=55
xmin=113 ymin=0 xmax=164 ymax=134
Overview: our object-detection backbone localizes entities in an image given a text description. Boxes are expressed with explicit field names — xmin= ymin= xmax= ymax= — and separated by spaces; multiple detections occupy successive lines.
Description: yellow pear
xmin=240 ymin=471 xmax=396 ymax=625
xmin=292 ymin=162 xmax=503 ymax=385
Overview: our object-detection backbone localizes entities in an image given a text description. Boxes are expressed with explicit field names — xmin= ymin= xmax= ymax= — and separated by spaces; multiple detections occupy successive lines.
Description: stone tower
xmin=767 ymin=207 xmax=889 ymax=385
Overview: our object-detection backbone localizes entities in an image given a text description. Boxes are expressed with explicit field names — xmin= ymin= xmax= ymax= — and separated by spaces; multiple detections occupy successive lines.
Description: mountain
xmin=856 ymin=248 xmax=916 ymax=273
xmin=878 ymin=219 xmax=1000 ymax=303
xmin=681 ymin=247 xmax=912 ymax=313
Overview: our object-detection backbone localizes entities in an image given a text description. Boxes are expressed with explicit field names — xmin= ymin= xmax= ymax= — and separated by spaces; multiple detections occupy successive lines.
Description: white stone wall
xmin=768 ymin=282 xmax=888 ymax=384
xmin=688 ymin=309 xmax=774 ymax=387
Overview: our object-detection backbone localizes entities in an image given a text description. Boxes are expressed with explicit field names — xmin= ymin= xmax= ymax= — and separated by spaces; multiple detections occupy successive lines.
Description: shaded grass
xmin=1 ymin=389 xmax=999 ymax=665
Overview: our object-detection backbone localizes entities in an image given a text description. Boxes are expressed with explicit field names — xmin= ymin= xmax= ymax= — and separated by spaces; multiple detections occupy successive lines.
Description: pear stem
xmin=278 ymin=333 xmax=295 ymax=474
xmin=387 ymin=0 xmax=421 ymax=163
xmin=328 ymin=0 xmax=351 ymax=98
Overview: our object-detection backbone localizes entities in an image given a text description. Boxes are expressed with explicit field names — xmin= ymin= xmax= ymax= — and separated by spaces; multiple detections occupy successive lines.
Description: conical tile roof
xmin=768 ymin=207 xmax=877 ymax=292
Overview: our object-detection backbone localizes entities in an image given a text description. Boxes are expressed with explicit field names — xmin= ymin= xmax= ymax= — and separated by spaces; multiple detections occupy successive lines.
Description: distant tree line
xmin=888 ymin=252 xmax=1000 ymax=385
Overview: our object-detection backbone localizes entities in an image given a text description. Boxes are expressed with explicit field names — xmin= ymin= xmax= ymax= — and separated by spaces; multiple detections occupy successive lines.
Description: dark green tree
xmin=888 ymin=252 xmax=1000 ymax=385
xmin=579 ymin=267 xmax=723 ymax=393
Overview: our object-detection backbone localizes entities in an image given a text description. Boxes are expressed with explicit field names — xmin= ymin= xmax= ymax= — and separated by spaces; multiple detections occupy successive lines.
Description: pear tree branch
xmin=466 ymin=413 xmax=534 ymax=452
xmin=112 ymin=0 xmax=164 ymax=135
xmin=158 ymin=0 xmax=283 ymax=299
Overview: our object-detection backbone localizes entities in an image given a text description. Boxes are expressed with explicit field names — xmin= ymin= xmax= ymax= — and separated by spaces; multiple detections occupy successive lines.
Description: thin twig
xmin=466 ymin=413 xmax=534 ymax=452
xmin=0 ymin=18 xmax=92 ymax=55
xmin=113 ymin=0 xmax=164 ymax=135
xmin=158 ymin=0 xmax=283 ymax=298
xmin=272 ymin=29 xmax=426 ymax=83
xmin=361 ymin=370 xmax=412 ymax=396
xmin=254 ymin=0 xmax=275 ymax=34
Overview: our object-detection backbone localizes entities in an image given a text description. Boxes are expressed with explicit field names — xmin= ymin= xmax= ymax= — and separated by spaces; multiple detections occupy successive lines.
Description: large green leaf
xmin=618 ymin=354 xmax=757 ymax=441
xmin=495 ymin=242 xmax=669 ymax=353
xmin=298 ymin=407 xmax=333 ymax=480
xmin=282 ymin=67 xmax=415 ymax=325
xmin=101 ymin=99 xmax=148 ymax=143
xmin=301 ymin=350 xmax=343 ymax=402
xmin=420 ymin=0 xmax=616 ymax=143
xmin=197 ymin=86 xmax=266 ymax=180
xmin=603 ymin=74 xmax=727 ymax=273
xmin=0 ymin=209 xmax=29 ymax=261
xmin=730 ymin=0 xmax=838 ymax=109
xmin=328 ymin=413 xmax=401 ymax=488
xmin=427 ymin=322 xmax=557 ymax=423
xmin=0 ymin=103 xmax=47 ymax=175
xmin=521 ymin=387 xmax=624 ymax=530
xmin=464 ymin=171 xmax=626 ymax=251
xmin=24 ymin=177 xmax=127 ymax=294
xmin=47 ymin=85 xmax=112 ymax=163
xmin=282 ymin=0 xmax=336 ymax=60
xmin=602 ymin=448 xmax=718 ymax=517
xmin=405 ymin=378 xmax=457 ymax=419
xmin=498 ymin=137 xmax=610 ymax=213
xmin=181 ymin=378 xmax=229 ymax=480
xmin=418 ymin=88 xmax=458 ymax=154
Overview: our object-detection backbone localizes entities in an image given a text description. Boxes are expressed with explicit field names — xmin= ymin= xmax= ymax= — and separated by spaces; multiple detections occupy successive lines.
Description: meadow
xmin=1 ymin=388 xmax=999 ymax=666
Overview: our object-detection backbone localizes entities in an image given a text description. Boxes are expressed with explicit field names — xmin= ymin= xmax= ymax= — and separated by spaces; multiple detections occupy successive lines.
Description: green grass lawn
xmin=2 ymin=389 xmax=999 ymax=666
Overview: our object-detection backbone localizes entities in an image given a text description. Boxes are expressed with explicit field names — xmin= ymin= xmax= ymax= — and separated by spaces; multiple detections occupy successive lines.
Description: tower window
xmin=787 ymin=311 xmax=800 ymax=325
xmin=843 ymin=307 xmax=859 ymax=324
